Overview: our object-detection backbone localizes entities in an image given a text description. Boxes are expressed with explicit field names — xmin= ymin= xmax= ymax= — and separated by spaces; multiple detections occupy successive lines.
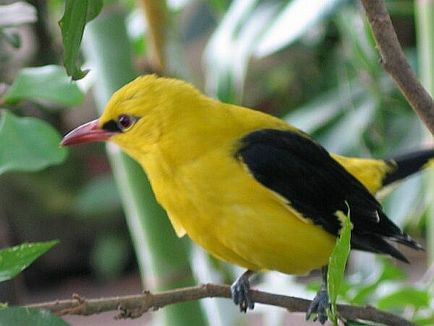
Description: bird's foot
xmin=306 ymin=287 xmax=329 ymax=324
xmin=230 ymin=270 xmax=255 ymax=312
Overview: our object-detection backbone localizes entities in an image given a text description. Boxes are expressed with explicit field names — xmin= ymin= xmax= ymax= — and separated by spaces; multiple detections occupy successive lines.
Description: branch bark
xmin=26 ymin=284 xmax=415 ymax=326
xmin=360 ymin=0 xmax=434 ymax=135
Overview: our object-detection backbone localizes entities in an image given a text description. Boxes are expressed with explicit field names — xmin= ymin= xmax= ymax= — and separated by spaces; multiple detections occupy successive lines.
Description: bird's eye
xmin=117 ymin=114 xmax=136 ymax=131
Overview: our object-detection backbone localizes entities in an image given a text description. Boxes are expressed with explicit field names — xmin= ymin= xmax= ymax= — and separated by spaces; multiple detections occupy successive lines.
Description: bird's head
xmin=61 ymin=74 xmax=207 ymax=156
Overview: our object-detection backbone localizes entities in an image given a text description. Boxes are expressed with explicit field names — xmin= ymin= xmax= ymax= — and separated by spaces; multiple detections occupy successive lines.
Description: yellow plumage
xmin=332 ymin=155 xmax=393 ymax=194
xmin=93 ymin=75 xmax=405 ymax=275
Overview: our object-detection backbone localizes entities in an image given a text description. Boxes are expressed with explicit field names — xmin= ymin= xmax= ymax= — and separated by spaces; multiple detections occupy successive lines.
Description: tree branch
xmin=360 ymin=0 xmax=434 ymax=135
xmin=26 ymin=284 xmax=414 ymax=325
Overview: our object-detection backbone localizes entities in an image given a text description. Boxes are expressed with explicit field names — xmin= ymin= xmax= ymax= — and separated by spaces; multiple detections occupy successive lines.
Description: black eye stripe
xmin=102 ymin=119 xmax=121 ymax=132
xmin=101 ymin=115 xmax=139 ymax=133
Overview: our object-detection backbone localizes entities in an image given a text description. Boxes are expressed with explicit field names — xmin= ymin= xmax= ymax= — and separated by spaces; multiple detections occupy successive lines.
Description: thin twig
xmin=26 ymin=284 xmax=415 ymax=325
xmin=360 ymin=0 xmax=434 ymax=135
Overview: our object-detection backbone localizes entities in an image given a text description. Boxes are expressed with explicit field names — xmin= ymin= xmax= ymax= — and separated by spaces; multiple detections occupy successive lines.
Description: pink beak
xmin=61 ymin=119 xmax=115 ymax=146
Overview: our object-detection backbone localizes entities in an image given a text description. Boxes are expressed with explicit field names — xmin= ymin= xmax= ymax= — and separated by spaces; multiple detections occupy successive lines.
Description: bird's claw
xmin=231 ymin=274 xmax=255 ymax=312
xmin=306 ymin=287 xmax=329 ymax=324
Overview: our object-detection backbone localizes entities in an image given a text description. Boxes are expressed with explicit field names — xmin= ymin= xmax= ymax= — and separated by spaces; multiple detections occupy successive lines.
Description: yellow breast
xmin=141 ymin=144 xmax=336 ymax=275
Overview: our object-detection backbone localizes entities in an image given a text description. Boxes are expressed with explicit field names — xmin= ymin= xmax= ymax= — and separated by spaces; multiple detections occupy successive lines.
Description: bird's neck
xmin=143 ymin=102 xmax=289 ymax=169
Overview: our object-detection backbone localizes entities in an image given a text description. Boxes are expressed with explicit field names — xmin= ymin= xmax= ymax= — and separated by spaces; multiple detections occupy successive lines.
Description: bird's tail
xmin=382 ymin=148 xmax=434 ymax=187
xmin=333 ymin=149 xmax=434 ymax=194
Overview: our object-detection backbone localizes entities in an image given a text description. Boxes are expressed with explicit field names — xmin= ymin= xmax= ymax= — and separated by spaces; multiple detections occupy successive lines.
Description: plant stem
xmin=137 ymin=0 xmax=168 ymax=72
xmin=83 ymin=5 xmax=206 ymax=325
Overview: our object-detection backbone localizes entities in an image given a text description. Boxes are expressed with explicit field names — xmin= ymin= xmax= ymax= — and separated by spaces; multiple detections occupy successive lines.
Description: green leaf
xmin=327 ymin=208 xmax=352 ymax=325
xmin=3 ymin=65 xmax=84 ymax=106
xmin=0 ymin=307 xmax=68 ymax=326
xmin=59 ymin=0 xmax=103 ymax=80
xmin=376 ymin=260 xmax=407 ymax=282
xmin=0 ymin=111 xmax=67 ymax=175
xmin=0 ymin=241 xmax=58 ymax=283
xmin=377 ymin=287 xmax=430 ymax=310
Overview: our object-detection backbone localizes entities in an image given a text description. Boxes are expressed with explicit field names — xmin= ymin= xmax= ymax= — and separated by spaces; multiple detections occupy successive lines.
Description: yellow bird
xmin=62 ymin=75 xmax=430 ymax=323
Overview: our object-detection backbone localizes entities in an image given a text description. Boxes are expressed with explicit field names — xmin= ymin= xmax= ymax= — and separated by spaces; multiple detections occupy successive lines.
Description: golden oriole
xmin=62 ymin=75 xmax=430 ymax=323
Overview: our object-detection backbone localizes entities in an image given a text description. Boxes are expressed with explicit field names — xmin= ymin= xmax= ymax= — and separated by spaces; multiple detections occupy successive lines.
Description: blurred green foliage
xmin=0 ymin=111 xmax=67 ymax=174
xmin=73 ymin=174 xmax=121 ymax=218
xmin=4 ymin=65 xmax=84 ymax=106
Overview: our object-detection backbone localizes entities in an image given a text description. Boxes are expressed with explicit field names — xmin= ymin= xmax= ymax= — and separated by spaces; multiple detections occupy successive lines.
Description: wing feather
xmin=236 ymin=129 xmax=420 ymax=261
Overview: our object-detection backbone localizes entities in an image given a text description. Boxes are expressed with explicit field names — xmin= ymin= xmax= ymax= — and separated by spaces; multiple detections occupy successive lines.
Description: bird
xmin=61 ymin=75 xmax=431 ymax=323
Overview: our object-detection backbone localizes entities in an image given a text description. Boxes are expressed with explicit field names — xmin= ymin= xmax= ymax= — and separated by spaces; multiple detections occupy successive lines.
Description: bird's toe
xmin=306 ymin=288 xmax=329 ymax=324
xmin=230 ymin=276 xmax=254 ymax=312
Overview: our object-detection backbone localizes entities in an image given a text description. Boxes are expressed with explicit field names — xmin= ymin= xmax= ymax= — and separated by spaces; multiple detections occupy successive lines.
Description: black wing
xmin=236 ymin=129 xmax=421 ymax=262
